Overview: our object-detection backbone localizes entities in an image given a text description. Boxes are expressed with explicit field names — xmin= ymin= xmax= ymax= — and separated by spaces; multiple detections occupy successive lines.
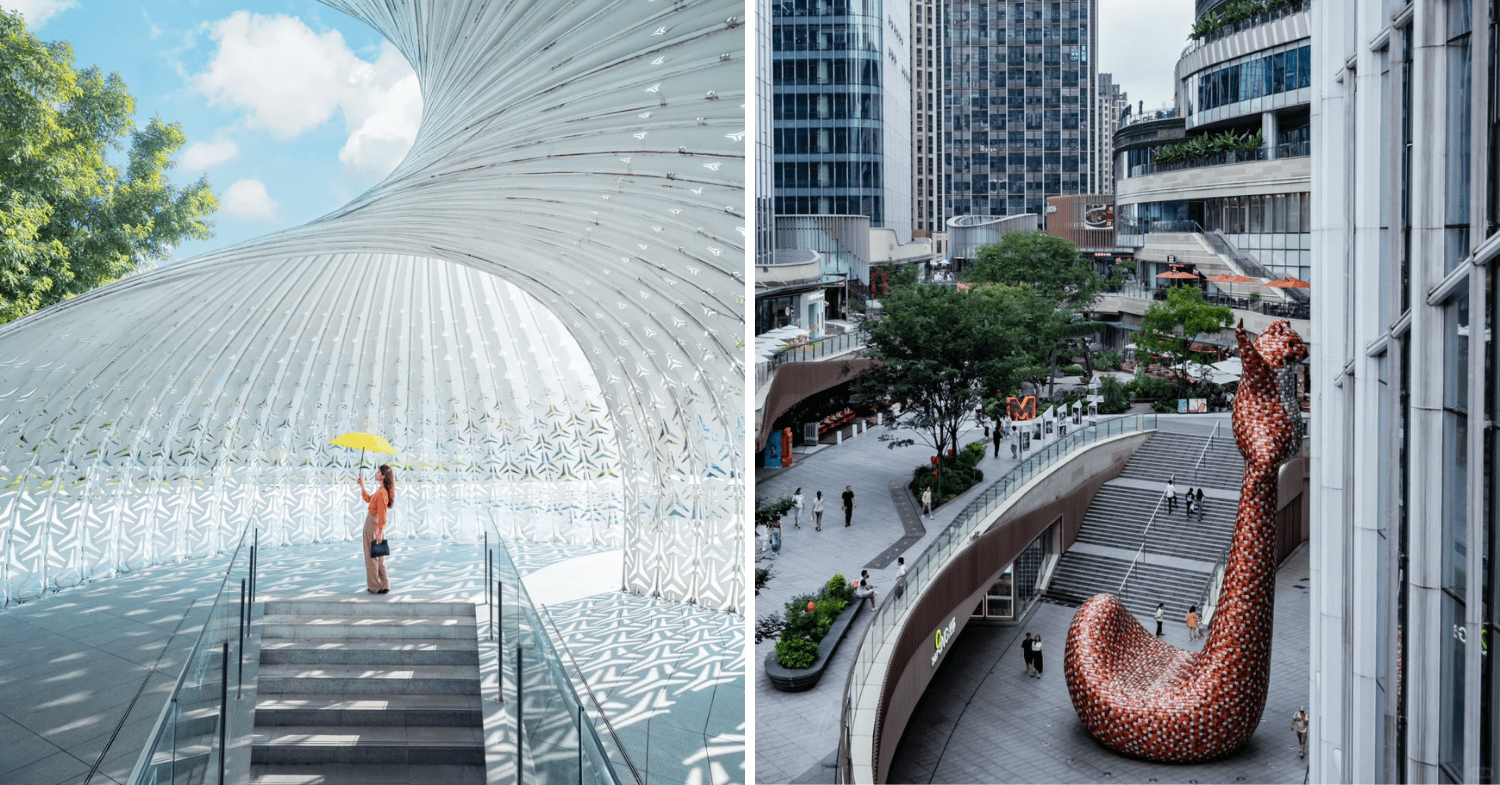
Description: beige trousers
xmin=363 ymin=513 xmax=389 ymax=592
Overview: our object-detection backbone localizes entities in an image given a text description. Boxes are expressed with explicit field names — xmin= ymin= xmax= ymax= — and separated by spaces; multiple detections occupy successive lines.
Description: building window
xmin=1447 ymin=0 xmax=1473 ymax=273
xmin=1440 ymin=281 xmax=1470 ymax=783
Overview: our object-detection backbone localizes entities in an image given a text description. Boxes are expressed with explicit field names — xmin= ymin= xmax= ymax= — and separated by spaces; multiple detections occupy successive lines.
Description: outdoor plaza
xmin=754 ymin=410 xmax=1312 ymax=784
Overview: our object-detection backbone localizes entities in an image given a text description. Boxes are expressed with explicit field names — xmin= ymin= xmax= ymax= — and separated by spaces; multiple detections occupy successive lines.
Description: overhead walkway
xmin=1046 ymin=421 xmax=1243 ymax=618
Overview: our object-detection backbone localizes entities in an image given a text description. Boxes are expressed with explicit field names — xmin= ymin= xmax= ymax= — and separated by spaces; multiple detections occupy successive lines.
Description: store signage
xmin=931 ymin=617 xmax=957 ymax=666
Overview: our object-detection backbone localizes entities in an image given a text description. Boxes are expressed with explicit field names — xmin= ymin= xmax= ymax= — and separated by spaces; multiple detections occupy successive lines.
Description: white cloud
xmin=220 ymin=179 xmax=280 ymax=221
xmin=179 ymin=135 xmax=240 ymax=171
xmin=4 ymin=0 xmax=77 ymax=27
xmin=192 ymin=12 xmax=422 ymax=179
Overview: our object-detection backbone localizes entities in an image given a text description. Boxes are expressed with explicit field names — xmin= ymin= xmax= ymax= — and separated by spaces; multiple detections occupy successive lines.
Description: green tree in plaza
xmin=1136 ymin=285 xmax=1234 ymax=387
xmin=0 ymin=9 xmax=217 ymax=324
xmin=961 ymin=231 xmax=1120 ymax=396
xmin=856 ymin=265 xmax=1039 ymax=463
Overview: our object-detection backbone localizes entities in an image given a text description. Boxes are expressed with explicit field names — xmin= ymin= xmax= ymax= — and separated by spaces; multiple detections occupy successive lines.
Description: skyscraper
xmin=911 ymin=0 xmax=943 ymax=242
xmin=772 ymin=0 xmax=913 ymax=243
xmin=944 ymin=0 xmax=1098 ymax=222
xmin=1092 ymin=71 xmax=1127 ymax=195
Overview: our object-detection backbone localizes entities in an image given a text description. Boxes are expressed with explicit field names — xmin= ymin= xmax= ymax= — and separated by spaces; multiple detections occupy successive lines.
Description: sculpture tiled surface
xmin=1063 ymin=320 xmax=1307 ymax=761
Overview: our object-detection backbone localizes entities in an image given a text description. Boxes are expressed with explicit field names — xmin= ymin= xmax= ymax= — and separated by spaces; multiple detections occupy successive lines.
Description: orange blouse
xmin=362 ymin=485 xmax=389 ymax=529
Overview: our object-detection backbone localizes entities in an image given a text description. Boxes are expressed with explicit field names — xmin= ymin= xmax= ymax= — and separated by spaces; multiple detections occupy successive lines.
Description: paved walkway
xmin=754 ymin=413 xmax=1046 ymax=784
xmin=887 ymin=545 xmax=1312 ymax=784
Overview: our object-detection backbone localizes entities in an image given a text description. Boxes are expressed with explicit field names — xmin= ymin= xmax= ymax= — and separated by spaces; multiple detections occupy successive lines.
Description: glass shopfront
xmin=971 ymin=520 xmax=1058 ymax=622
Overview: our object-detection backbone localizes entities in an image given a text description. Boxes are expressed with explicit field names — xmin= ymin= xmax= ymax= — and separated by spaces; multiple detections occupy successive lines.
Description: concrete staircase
xmin=1046 ymin=428 xmax=1242 ymax=619
xmin=248 ymin=598 xmax=486 ymax=784
xmin=1137 ymin=233 xmax=1291 ymax=303
xmin=1115 ymin=429 xmax=1245 ymax=491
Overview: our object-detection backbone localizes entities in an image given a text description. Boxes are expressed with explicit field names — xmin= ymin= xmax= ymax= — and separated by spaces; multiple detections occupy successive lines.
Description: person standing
xmin=992 ymin=424 xmax=1002 ymax=458
xmin=1186 ymin=606 xmax=1200 ymax=641
xmin=768 ymin=515 xmax=783 ymax=557
xmin=1166 ymin=478 xmax=1178 ymax=512
xmin=357 ymin=465 xmax=396 ymax=594
xmin=1195 ymin=488 xmax=1206 ymax=521
xmin=1154 ymin=603 xmax=1165 ymax=637
xmin=920 ymin=485 xmax=933 ymax=517
xmin=1022 ymin=633 xmax=1036 ymax=677
xmin=1031 ymin=634 xmax=1044 ymax=677
xmin=1292 ymin=708 xmax=1310 ymax=758
xmin=842 ymin=485 xmax=855 ymax=527
xmin=812 ymin=491 xmax=825 ymax=531
xmin=791 ymin=487 xmax=804 ymax=529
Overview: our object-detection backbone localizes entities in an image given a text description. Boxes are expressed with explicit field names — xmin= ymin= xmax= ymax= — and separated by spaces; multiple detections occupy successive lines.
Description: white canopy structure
xmin=0 ymin=0 xmax=745 ymax=612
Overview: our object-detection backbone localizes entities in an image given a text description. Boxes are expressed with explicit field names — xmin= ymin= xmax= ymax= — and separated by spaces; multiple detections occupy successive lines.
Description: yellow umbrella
xmin=330 ymin=432 xmax=396 ymax=472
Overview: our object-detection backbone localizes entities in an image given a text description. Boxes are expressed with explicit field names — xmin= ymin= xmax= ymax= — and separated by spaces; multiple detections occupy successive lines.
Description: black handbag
xmin=369 ymin=539 xmax=390 ymax=558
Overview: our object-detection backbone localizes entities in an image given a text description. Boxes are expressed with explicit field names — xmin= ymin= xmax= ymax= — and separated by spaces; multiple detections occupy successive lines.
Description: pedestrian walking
xmin=1022 ymin=633 xmax=1036 ymax=676
xmin=1154 ymin=603 xmax=1165 ymax=637
xmin=812 ymin=491 xmax=825 ymax=531
xmin=1166 ymin=478 xmax=1177 ymax=512
xmin=1031 ymin=634 xmax=1044 ymax=676
xmin=992 ymin=424 xmax=1002 ymax=457
xmin=1196 ymin=488 xmax=1206 ymax=521
xmin=921 ymin=485 xmax=933 ymax=516
xmin=769 ymin=516 xmax=783 ymax=557
xmin=791 ymin=487 xmax=804 ymax=528
xmin=1292 ymin=708 xmax=1310 ymax=758
xmin=1185 ymin=487 xmax=1196 ymax=517
xmin=842 ymin=485 xmax=855 ymax=527
xmin=1010 ymin=438 xmax=1019 ymax=459
xmin=1186 ymin=605 xmax=1200 ymax=641
xmin=895 ymin=556 xmax=907 ymax=579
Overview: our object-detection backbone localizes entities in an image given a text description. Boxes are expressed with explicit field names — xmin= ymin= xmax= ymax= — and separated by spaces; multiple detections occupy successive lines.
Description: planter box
xmin=764 ymin=597 xmax=866 ymax=692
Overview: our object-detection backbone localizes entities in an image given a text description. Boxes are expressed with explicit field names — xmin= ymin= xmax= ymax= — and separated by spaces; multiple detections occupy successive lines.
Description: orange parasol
xmin=1265 ymin=277 xmax=1310 ymax=289
xmin=1208 ymin=273 xmax=1254 ymax=298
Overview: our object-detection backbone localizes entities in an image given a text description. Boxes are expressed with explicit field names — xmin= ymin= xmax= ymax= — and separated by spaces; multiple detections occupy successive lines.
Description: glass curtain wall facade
xmin=759 ymin=0 xmax=776 ymax=267
xmin=1118 ymin=193 xmax=1313 ymax=279
xmin=912 ymin=0 xmax=944 ymax=237
xmin=1311 ymin=0 xmax=1496 ymax=781
xmin=944 ymin=0 xmax=1099 ymax=219
xmin=772 ymin=0 xmax=913 ymax=241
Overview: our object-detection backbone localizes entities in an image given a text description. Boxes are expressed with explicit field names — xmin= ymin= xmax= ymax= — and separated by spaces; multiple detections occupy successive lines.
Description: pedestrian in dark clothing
xmin=1185 ymin=487 xmax=1196 ymax=517
xmin=1196 ymin=488 xmax=1206 ymax=521
xmin=1154 ymin=603 xmax=1165 ymax=637
xmin=1022 ymin=633 xmax=1036 ymax=676
xmin=1031 ymin=635 xmax=1044 ymax=676
xmin=842 ymin=485 xmax=855 ymax=526
xmin=992 ymin=425 xmax=1002 ymax=458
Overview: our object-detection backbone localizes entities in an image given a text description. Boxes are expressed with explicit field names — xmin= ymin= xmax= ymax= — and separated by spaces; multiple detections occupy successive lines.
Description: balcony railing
xmin=755 ymin=330 xmax=868 ymax=386
xmin=1187 ymin=0 xmax=1311 ymax=51
xmin=1129 ymin=140 xmax=1310 ymax=178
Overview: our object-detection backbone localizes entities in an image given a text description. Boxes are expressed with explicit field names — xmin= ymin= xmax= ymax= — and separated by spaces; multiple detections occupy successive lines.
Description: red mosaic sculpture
xmin=1062 ymin=320 xmax=1307 ymax=762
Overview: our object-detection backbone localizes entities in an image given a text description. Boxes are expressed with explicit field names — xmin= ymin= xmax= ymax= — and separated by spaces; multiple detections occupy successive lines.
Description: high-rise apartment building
xmin=1092 ymin=71 xmax=1126 ymax=194
xmin=771 ymin=0 xmax=913 ymax=243
xmin=911 ymin=0 xmax=943 ymax=240
xmin=757 ymin=0 xmax=775 ymax=267
xmin=1311 ymin=0 xmax=1498 ymax=781
xmin=944 ymin=0 xmax=1098 ymax=221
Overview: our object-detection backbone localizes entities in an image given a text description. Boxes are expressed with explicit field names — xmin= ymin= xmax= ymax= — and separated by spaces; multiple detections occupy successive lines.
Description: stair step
xmin=255 ymin=693 xmax=483 ymax=727
xmin=250 ymin=725 xmax=484 ymax=765
xmin=258 ymin=664 xmax=480 ymax=696
xmin=261 ymin=616 xmax=476 ymax=640
xmin=250 ymin=763 xmax=486 ymax=784
xmin=260 ymin=639 xmax=479 ymax=666
xmin=264 ymin=600 xmax=476 ymax=618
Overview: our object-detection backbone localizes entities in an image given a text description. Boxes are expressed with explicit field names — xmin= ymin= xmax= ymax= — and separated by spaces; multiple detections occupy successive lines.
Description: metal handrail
xmin=1198 ymin=545 xmax=1232 ymax=628
xmin=542 ymin=608 xmax=645 ymax=785
xmin=836 ymin=414 xmax=1157 ymax=783
xmin=1117 ymin=490 xmax=1168 ymax=603
xmin=1192 ymin=420 xmax=1222 ymax=487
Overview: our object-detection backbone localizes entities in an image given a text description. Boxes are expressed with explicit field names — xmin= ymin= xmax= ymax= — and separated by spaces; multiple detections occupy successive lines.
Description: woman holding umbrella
xmin=358 ymin=465 xmax=396 ymax=594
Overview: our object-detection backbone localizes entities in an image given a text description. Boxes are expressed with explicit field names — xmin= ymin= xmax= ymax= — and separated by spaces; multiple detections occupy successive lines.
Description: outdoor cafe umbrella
xmin=1207 ymin=273 xmax=1254 ymax=298
xmin=330 ymin=432 xmax=397 ymax=474
xmin=1156 ymin=269 xmax=1200 ymax=287
xmin=1265 ymin=277 xmax=1311 ymax=289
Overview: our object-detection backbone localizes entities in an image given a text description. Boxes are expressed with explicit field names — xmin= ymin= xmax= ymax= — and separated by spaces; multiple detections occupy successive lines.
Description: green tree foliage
xmin=1136 ymin=286 xmax=1234 ymax=377
xmin=960 ymin=231 xmax=1119 ymax=394
xmin=857 ymin=266 xmax=1042 ymax=461
xmin=0 ymin=9 xmax=217 ymax=324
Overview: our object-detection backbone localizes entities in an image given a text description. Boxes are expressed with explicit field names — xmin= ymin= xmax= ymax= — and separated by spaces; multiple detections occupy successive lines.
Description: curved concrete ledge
xmin=765 ymin=598 xmax=866 ymax=692
xmin=843 ymin=426 xmax=1154 ymax=783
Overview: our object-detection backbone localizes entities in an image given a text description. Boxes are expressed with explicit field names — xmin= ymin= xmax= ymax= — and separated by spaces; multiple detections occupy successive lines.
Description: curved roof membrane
xmin=0 ymin=0 xmax=746 ymax=612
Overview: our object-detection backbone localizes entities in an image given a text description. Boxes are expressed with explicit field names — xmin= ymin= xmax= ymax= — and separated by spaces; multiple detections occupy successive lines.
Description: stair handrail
xmin=1191 ymin=420 xmax=1222 ymax=488
xmin=1197 ymin=544 xmax=1232 ymax=629
xmin=1117 ymin=488 xmax=1168 ymax=607
xmin=540 ymin=607 xmax=646 ymax=785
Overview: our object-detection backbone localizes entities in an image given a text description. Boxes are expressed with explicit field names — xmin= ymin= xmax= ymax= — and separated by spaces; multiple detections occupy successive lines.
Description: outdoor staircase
xmin=1046 ymin=427 xmax=1243 ymax=619
xmin=248 ymin=597 xmax=486 ymax=784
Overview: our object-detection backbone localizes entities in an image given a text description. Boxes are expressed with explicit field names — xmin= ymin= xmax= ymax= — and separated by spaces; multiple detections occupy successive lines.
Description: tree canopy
xmin=857 ymin=266 xmax=1042 ymax=458
xmin=0 ymin=9 xmax=217 ymax=324
xmin=1136 ymin=285 xmax=1234 ymax=373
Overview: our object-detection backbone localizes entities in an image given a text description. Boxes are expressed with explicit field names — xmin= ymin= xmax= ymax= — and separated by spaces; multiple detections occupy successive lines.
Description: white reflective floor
xmin=0 ymin=538 xmax=744 ymax=785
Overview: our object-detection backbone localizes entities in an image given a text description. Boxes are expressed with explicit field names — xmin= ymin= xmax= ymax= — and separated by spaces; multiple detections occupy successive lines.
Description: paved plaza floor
xmin=886 ymin=545 xmax=1311 ymax=784
xmin=0 ymin=537 xmax=743 ymax=785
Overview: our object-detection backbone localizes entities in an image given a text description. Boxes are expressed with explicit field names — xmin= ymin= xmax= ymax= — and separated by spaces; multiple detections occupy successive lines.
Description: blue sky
xmin=4 ymin=0 xmax=423 ymax=262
